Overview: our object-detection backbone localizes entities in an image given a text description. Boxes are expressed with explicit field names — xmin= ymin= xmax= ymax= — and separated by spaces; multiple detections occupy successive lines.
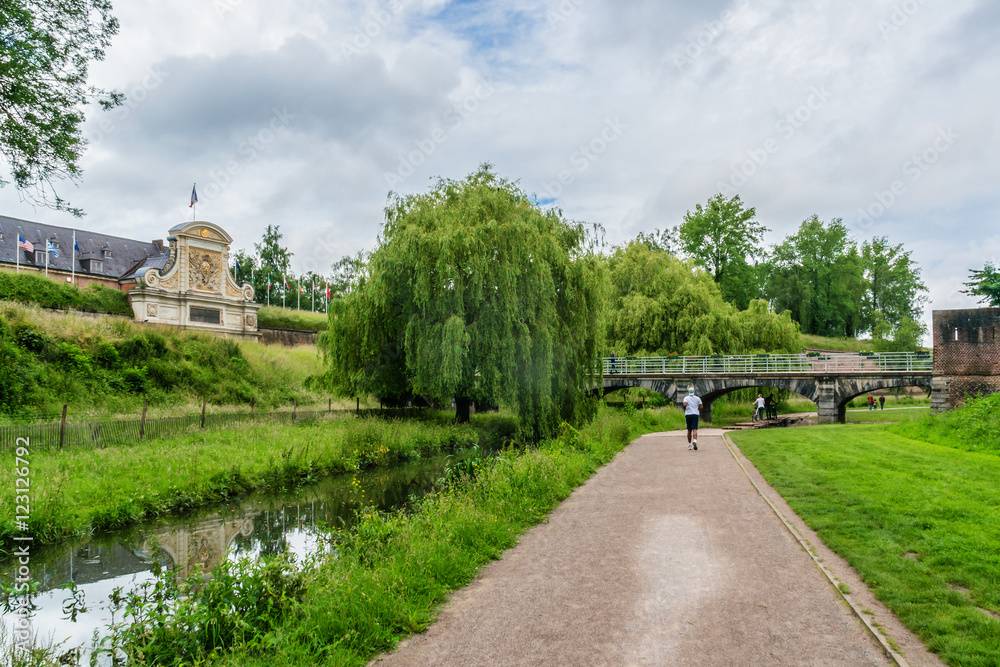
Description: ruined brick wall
xmin=932 ymin=308 xmax=1000 ymax=407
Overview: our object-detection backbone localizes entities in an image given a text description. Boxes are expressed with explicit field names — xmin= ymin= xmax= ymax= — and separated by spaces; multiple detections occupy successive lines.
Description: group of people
xmin=866 ymin=393 xmax=886 ymax=410
xmin=752 ymin=393 xmax=778 ymax=421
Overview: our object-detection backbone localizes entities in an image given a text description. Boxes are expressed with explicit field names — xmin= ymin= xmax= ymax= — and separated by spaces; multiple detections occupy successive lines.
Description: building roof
xmin=0 ymin=214 xmax=167 ymax=281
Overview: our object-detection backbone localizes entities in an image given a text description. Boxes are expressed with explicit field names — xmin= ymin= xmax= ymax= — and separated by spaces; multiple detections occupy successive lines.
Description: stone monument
xmin=127 ymin=221 xmax=260 ymax=338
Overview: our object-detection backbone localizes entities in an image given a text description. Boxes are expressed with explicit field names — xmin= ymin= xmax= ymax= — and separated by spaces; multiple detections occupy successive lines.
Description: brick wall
xmin=932 ymin=308 xmax=1000 ymax=409
xmin=932 ymin=308 xmax=1000 ymax=376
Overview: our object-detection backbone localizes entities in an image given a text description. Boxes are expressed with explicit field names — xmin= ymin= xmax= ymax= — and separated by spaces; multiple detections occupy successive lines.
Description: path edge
xmin=721 ymin=432 xmax=910 ymax=667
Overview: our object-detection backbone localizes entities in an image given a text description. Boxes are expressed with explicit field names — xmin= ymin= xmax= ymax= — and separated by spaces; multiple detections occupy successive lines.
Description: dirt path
xmin=375 ymin=430 xmax=942 ymax=666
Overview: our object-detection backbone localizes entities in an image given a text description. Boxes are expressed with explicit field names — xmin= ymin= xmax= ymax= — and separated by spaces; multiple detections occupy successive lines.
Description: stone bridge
xmin=600 ymin=372 xmax=933 ymax=423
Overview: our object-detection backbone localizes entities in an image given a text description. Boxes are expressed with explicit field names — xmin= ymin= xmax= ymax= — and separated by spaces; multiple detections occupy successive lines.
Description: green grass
xmin=732 ymin=425 xmax=1000 ymax=665
xmin=845 ymin=407 xmax=929 ymax=424
xmin=0 ymin=269 xmax=132 ymax=315
xmin=83 ymin=407 xmax=686 ymax=665
xmin=0 ymin=414 xmax=518 ymax=550
xmin=258 ymin=306 xmax=328 ymax=331
xmin=800 ymin=333 xmax=874 ymax=352
xmin=0 ymin=300 xmax=330 ymax=419
xmin=890 ymin=393 xmax=1000 ymax=455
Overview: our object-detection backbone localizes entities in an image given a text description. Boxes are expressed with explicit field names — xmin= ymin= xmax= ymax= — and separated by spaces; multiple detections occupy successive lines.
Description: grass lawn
xmin=258 ymin=306 xmax=329 ymax=331
xmin=732 ymin=425 xmax=1000 ymax=666
xmin=845 ymin=407 xmax=929 ymax=424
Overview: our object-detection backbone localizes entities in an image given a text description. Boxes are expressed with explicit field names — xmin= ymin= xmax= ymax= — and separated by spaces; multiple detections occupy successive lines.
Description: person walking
xmin=879 ymin=394 xmax=886 ymax=410
xmin=764 ymin=394 xmax=773 ymax=420
xmin=867 ymin=393 xmax=875 ymax=411
xmin=610 ymin=350 xmax=617 ymax=374
xmin=683 ymin=386 xmax=703 ymax=451
xmin=753 ymin=393 xmax=766 ymax=421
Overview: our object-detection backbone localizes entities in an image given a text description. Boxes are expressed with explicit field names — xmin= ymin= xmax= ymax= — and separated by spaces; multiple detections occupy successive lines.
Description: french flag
xmin=190 ymin=184 xmax=198 ymax=208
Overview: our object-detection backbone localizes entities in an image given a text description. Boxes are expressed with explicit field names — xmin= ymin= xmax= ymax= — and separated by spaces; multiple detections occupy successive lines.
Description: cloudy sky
xmin=2 ymin=0 xmax=998 ymax=335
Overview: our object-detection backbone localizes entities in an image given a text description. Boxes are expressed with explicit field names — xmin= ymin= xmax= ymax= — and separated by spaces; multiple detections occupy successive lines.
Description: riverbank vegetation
xmin=64 ymin=406 xmax=683 ymax=666
xmin=890 ymin=392 xmax=1000 ymax=454
xmin=0 ymin=413 xmax=523 ymax=550
xmin=733 ymin=412 xmax=1000 ymax=665
xmin=0 ymin=300 xmax=326 ymax=419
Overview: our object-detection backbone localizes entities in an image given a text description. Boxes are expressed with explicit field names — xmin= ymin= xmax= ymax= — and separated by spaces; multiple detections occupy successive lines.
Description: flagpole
xmin=282 ymin=274 xmax=286 ymax=309
xmin=192 ymin=182 xmax=197 ymax=221
xmin=311 ymin=278 xmax=315 ymax=312
xmin=71 ymin=230 xmax=76 ymax=286
xmin=15 ymin=226 xmax=19 ymax=274
xmin=297 ymin=281 xmax=300 ymax=311
xmin=45 ymin=238 xmax=49 ymax=278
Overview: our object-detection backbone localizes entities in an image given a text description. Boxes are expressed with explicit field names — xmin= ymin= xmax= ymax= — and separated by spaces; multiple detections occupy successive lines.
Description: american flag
xmin=18 ymin=236 xmax=33 ymax=253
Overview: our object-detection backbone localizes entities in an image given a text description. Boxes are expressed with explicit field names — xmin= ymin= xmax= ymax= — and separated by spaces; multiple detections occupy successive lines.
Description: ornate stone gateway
xmin=127 ymin=221 xmax=260 ymax=338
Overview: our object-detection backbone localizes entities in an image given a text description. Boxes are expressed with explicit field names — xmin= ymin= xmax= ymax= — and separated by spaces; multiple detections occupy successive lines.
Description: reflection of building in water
xmin=26 ymin=542 xmax=155 ymax=594
xmin=145 ymin=514 xmax=257 ymax=579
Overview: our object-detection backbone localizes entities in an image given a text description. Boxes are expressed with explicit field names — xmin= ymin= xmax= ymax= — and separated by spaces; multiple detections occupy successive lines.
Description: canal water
xmin=1 ymin=451 xmax=463 ymax=657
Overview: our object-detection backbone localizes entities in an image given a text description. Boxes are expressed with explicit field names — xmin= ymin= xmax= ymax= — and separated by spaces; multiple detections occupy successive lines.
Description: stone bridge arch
xmin=601 ymin=374 xmax=932 ymax=423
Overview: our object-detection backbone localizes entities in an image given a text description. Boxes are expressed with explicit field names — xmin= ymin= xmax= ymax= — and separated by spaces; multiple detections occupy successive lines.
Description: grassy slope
xmin=0 ymin=300 xmax=329 ymax=419
xmin=800 ymin=333 xmax=873 ymax=352
xmin=733 ymin=426 xmax=1000 ymax=665
xmin=0 ymin=270 xmax=132 ymax=315
xmin=258 ymin=306 xmax=329 ymax=331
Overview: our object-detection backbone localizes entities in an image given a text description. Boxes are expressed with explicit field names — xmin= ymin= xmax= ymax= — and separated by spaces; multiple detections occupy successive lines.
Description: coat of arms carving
xmin=189 ymin=252 xmax=220 ymax=291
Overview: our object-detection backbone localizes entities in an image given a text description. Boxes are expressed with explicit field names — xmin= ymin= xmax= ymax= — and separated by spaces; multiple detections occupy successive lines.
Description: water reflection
xmin=2 ymin=452 xmax=457 ymax=654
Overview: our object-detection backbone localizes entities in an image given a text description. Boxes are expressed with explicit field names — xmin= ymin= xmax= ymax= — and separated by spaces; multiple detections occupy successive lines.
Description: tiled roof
xmin=0 ymin=214 xmax=167 ymax=281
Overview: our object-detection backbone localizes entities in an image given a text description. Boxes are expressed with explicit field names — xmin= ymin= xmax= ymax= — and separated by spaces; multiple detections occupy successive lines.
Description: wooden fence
xmin=0 ymin=406 xmax=429 ymax=451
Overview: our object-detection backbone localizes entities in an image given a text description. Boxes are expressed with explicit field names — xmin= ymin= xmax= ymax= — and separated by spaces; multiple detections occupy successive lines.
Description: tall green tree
xmin=606 ymin=241 xmax=798 ymax=355
xmin=860 ymin=236 xmax=927 ymax=332
xmin=253 ymin=225 xmax=293 ymax=304
xmin=679 ymin=194 xmax=768 ymax=309
xmin=1 ymin=0 xmax=122 ymax=215
xmin=764 ymin=216 xmax=864 ymax=338
xmin=320 ymin=165 xmax=607 ymax=438
xmin=963 ymin=262 xmax=1000 ymax=307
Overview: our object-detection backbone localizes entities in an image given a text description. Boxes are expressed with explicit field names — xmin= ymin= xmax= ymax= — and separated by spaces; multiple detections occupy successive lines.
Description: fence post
xmin=356 ymin=397 xmax=360 ymax=414
xmin=201 ymin=398 xmax=206 ymax=429
xmin=293 ymin=398 xmax=298 ymax=421
xmin=328 ymin=398 xmax=332 ymax=414
xmin=251 ymin=397 xmax=255 ymax=421
xmin=139 ymin=399 xmax=148 ymax=440
xmin=59 ymin=404 xmax=67 ymax=450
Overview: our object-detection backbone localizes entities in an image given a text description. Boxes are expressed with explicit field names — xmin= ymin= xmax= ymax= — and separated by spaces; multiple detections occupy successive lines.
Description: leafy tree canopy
xmin=607 ymin=241 xmax=798 ymax=356
xmin=679 ymin=193 xmax=768 ymax=309
xmin=0 ymin=0 xmax=122 ymax=215
xmin=860 ymin=236 xmax=927 ymax=332
xmin=764 ymin=216 xmax=864 ymax=338
xmin=320 ymin=165 xmax=607 ymax=439
xmin=963 ymin=262 xmax=1000 ymax=307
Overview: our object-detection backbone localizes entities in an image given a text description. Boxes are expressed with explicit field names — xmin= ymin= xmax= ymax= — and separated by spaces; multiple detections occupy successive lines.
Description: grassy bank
xmin=733 ymin=425 xmax=1000 ymax=665
xmin=0 ymin=414 xmax=522 ymax=550
xmin=76 ymin=407 xmax=685 ymax=666
xmin=258 ymin=306 xmax=329 ymax=332
xmin=0 ymin=300 xmax=327 ymax=419
xmin=0 ymin=270 xmax=132 ymax=315
xmin=890 ymin=392 xmax=1000 ymax=455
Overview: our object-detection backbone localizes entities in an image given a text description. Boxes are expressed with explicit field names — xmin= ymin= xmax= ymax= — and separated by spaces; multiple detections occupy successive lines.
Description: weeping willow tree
xmin=320 ymin=165 xmax=607 ymax=439
xmin=607 ymin=241 xmax=799 ymax=355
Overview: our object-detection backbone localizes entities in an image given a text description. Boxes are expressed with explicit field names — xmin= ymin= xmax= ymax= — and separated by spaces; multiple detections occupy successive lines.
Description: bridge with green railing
xmin=598 ymin=351 xmax=934 ymax=423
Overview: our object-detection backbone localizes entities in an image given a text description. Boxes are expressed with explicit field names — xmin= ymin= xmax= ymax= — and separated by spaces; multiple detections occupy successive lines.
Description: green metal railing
xmin=601 ymin=352 xmax=932 ymax=375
